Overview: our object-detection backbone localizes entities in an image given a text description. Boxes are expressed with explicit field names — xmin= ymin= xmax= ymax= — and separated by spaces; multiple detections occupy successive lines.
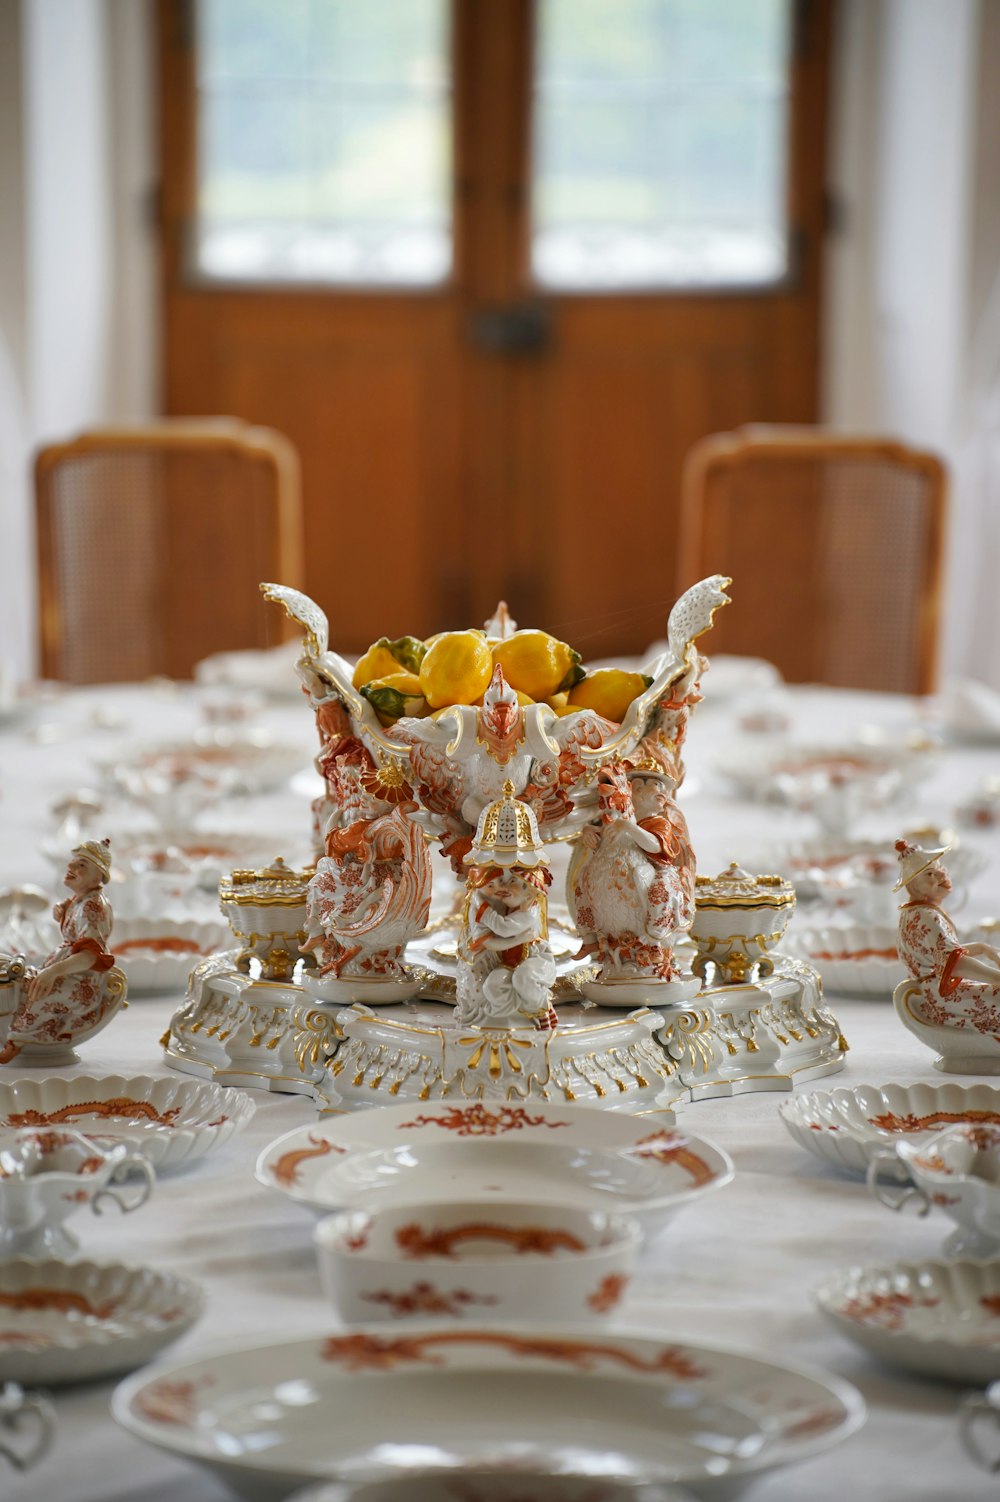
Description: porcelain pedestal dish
xmin=163 ymin=577 xmax=846 ymax=1112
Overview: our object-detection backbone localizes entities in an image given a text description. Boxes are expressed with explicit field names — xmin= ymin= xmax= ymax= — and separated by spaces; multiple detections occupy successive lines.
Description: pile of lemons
xmin=352 ymin=629 xmax=651 ymax=727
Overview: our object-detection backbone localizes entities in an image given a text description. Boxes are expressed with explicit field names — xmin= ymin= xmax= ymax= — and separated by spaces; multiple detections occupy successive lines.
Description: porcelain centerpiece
xmin=164 ymin=576 xmax=846 ymax=1111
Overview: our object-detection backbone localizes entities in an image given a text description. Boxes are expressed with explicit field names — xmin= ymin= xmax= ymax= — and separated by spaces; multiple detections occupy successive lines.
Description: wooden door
xmin=160 ymin=0 xmax=830 ymax=657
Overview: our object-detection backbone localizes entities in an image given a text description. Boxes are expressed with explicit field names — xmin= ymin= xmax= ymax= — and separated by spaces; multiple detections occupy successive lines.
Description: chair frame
xmin=35 ymin=418 xmax=304 ymax=681
xmin=677 ymin=425 xmax=948 ymax=695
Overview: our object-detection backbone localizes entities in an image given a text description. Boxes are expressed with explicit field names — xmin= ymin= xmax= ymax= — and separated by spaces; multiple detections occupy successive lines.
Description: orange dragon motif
xmin=0 ymin=1288 xmax=119 ymax=1319
xmin=629 ymin=1130 xmax=716 ymax=1186
xmin=6 ymin=1099 xmax=182 ymax=1129
xmin=394 ymin=1220 xmax=587 ymax=1259
xmin=319 ymin=1329 xmax=709 ymax=1379
xmin=270 ymin=1134 xmax=345 ymax=1188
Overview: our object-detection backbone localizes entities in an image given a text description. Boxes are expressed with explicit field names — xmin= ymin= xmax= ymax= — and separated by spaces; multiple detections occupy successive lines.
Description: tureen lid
xmin=695 ymin=861 xmax=795 ymax=908
xmin=219 ymin=856 xmax=310 ymax=905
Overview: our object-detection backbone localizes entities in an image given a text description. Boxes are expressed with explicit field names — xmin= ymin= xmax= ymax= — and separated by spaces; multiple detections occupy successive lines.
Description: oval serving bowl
xmin=816 ymin=1257 xmax=1000 ymax=1384
xmin=314 ymin=1199 xmax=642 ymax=1324
xmin=786 ymin=922 xmax=904 ymax=997
xmin=113 ymin=1324 xmax=864 ymax=1502
xmin=0 ymin=1256 xmax=202 ymax=1385
xmin=779 ymin=1081 xmax=1000 ymax=1181
xmin=0 ymin=1075 xmax=255 ymax=1175
xmin=257 ymin=1100 xmax=733 ymax=1233
xmin=113 ymin=915 xmax=228 ymax=995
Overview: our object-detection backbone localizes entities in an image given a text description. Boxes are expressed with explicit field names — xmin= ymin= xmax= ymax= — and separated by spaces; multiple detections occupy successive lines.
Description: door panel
xmin=160 ymin=0 xmax=829 ymax=654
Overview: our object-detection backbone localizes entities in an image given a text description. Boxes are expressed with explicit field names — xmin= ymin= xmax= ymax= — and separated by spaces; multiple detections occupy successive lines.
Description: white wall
xmin=823 ymin=0 xmax=1000 ymax=688
xmin=0 ymin=0 xmax=156 ymax=681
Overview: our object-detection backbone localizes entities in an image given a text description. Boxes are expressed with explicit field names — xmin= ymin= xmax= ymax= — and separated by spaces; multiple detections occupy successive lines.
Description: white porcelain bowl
xmin=779 ymin=1081 xmax=1000 ymax=1181
xmin=0 ymin=1075 xmax=255 ymax=1175
xmin=315 ymin=1199 xmax=642 ymax=1324
xmin=258 ymin=1101 xmax=734 ymax=1234
xmin=869 ymin=1122 xmax=1000 ymax=1257
xmin=0 ymin=1256 xmax=202 ymax=1384
xmin=0 ymin=1127 xmax=153 ymax=1258
xmin=816 ymin=1257 xmax=1000 ymax=1384
xmin=785 ymin=922 xmax=904 ymax=996
xmin=113 ymin=915 xmax=228 ymax=995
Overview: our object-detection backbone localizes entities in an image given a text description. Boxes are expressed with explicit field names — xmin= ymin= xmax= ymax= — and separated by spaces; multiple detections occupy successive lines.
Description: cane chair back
xmin=35 ymin=420 xmax=303 ymax=683
xmin=677 ymin=426 xmax=947 ymax=694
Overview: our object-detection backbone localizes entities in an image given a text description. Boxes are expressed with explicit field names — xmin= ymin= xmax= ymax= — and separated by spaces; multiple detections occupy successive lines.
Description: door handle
xmin=468 ymin=303 xmax=552 ymax=356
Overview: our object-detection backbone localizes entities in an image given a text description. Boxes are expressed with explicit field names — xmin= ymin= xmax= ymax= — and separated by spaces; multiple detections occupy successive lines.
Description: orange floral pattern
xmin=397 ymin=1104 xmax=572 ymax=1137
xmin=586 ymin=1273 xmax=630 ymax=1313
xmin=360 ymin=1282 xmax=498 ymax=1318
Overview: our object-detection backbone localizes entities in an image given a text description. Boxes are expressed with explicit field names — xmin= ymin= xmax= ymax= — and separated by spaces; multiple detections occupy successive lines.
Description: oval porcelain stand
xmin=163 ymin=576 xmax=847 ymax=1113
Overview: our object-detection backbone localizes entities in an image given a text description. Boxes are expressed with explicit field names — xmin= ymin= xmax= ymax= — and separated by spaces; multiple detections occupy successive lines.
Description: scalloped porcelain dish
xmin=0 ymin=1075 xmax=255 ymax=1175
xmin=113 ymin=916 xmax=229 ymax=994
xmin=742 ymin=832 xmax=986 ymax=919
xmin=786 ymin=923 xmax=904 ymax=996
xmin=711 ymin=737 xmax=937 ymax=801
xmin=816 ymin=1257 xmax=1000 ymax=1383
xmin=779 ymin=1082 xmax=1000 ymax=1180
xmin=257 ymin=1101 xmax=732 ymax=1232
xmin=0 ymin=1256 xmax=202 ymax=1384
xmin=96 ymin=732 xmax=308 ymax=794
xmin=112 ymin=1324 xmax=864 ymax=1502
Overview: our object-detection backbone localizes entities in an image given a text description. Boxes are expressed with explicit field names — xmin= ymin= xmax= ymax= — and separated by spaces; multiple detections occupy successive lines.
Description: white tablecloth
xmin=3 ymin=681 xmax=999 ymax=1502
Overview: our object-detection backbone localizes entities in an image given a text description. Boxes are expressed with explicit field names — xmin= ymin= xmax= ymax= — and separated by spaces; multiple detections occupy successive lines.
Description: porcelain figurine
xmin=893 ymin=837 xmax=1000 ymax=1072
xmin=302 ymin=799 xmax=433 ymax=1001
xmin=455 ymin=782 xmax=557 ymax=1030
xmin=0 ymin=840 xmax=127 ymax=1065
xmin=568 ymin=760 xmax=697 ymax=1004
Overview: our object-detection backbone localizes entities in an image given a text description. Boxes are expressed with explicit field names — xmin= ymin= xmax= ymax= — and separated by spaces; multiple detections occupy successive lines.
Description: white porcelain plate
xmin=779 ymin=1081 xmax=1000 ymax=1180
xmin=0 ymin=1075 xmax=255 ymax=1174
xmin=113 ymin=1324 xmax=863 ymax=1502
xmin=113 ymin=916 xmax=229 ymax=995
xmin=257 ymin=1100 xmax=732 ymax=1231
xmin=0 ymin=1256 xmax=202 ymax=1385
xmin=786 ymin=923 xmax=904 ymax=996
xmin=817 ymin=1258 xmax=1000 ymax=1384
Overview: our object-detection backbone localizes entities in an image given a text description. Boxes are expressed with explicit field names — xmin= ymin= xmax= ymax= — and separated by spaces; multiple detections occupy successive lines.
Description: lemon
xmin=546 ymin=691 xmax=577 ymax=718
xmin=419 ymin=630 xmax=493 ymax=709
xmin=567 ymin=670 xmax=652 ymax=724
xmin=491 ymin=630 xmax=584 ymax=702
xmin=359 ymin=672 xmax=428 ymax=724
xmin=352 ymin=637 xmax=428 ymax=691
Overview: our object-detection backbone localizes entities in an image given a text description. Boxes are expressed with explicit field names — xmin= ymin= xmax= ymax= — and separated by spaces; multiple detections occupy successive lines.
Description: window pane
xmin=194 ymin=0 xmax=452 ymax=286
xmin=531 ymin=0 xmax=793 ymax=290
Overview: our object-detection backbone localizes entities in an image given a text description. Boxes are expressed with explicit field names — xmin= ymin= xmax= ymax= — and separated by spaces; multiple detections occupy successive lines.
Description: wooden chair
xmin=35 ymin=419 xmax=304 ymax=683
xmin=677 ymin=426 xmax=948 ymax=694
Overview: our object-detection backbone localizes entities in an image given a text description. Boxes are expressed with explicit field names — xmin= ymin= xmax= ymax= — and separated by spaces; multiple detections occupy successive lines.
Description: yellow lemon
xmin=491 ymin=630 xmax=584 ymax=702
xmin=359 ymin=672 xmax=428 ymax=725
xmin=546 ymin=691 xmax=577 ymax=718
xmin=419 ymin=630 xmax=493 ymax=709
xmin=352 ymin=642 xmax=401 ymax=690
xmin=567 ymin=669 xmax=652 ymax=724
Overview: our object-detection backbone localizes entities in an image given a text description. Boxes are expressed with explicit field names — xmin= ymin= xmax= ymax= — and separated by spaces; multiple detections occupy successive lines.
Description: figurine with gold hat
xmin=455 ymin=781 xmax=557 ymax=1030
xmin=894 ymin=835 xmax=1000 ymax=1072
xmin=0 ymin=838 xmax=127 ymax=1065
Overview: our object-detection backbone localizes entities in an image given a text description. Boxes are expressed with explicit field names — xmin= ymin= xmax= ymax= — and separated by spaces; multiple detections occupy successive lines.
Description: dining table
xmin=2 ymin=670 xmax=999 ymax=1502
